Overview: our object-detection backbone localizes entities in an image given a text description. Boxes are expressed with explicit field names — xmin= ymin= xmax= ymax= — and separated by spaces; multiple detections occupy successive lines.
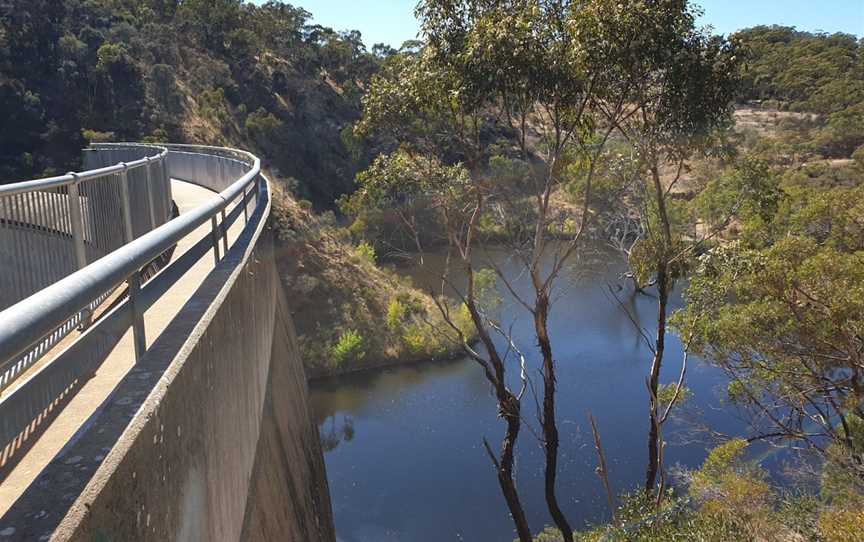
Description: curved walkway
xmin=0 ymin=179 xmax=247 ymax=517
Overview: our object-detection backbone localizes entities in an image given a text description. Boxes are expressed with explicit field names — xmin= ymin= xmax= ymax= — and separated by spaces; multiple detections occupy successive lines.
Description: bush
xmin=330 ymin=329 xmax=366 ymax=366
xmin=95 ymin=42 xmax=127 ymax=71
xmin=245 ymin=107 xmax=282 ymax=144
xmin=82 ymin=129 xmax=115 ymax=143
xmin=386 ymin=299 xmax=407 ymax=330
xmin=402 ymin=323 xmax=432 ymax=355
xmin=199 ymin=87 xmax=229 ymax=121
xmin=355 ymin=241 xmax=376 ymax=265
xmin=853 ymin=144 xmax=864 ymax=168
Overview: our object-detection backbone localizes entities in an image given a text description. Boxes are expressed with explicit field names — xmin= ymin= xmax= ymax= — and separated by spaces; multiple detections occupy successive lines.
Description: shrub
xmin=95 ymin=42 xmax=127 ymax=71
xmin=402 ymin=323 xmax=430 ymax=355
xmin=331 ymin=329 xmax=366 ymax=366
xmin=82 ymin=129 xmax=115 ymax=143
xmin=402 ymin=322 xmax=447 ymax=357
xmin=355 ymin=241 xmax=376 ymax=265
xmin=199 ymin=87 xmax=229 ymax=121
xmin=853 ymin=144 xmax=864 ymax=168
xmin=386 ymin=299 xmax=407 ymax=331
xmin=245 ymin=107 xmax=282 ymax=144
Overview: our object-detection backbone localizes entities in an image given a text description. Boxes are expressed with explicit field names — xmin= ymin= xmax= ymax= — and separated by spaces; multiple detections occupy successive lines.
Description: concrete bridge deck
xmin=0 ymin=179 xmax=245 ymax=517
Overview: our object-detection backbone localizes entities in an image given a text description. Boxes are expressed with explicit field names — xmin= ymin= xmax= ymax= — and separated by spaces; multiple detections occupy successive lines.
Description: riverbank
xmin=269 ymin=188 xmax=472 ymax=378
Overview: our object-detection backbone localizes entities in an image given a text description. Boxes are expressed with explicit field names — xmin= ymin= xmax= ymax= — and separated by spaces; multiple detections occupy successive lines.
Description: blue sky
xmin=276 ymin=0 xmax=863 ymax=48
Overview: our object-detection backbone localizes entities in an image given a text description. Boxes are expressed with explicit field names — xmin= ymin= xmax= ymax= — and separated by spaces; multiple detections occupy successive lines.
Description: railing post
xmin=144 ymin=157 xmax=157 ymax=230
xmin=220 ymin=209 xmax=228 ymax=253
xmin=118 ymin=165 xmax=134 ymax=243
xmin=120 ymin=164 xmax=146 ymax=362
xmin=67 ymin=174 xmax=87 ymax=271
xmin=161 ymin=155 xmax=171 ymax=221
xmin=67 ymin=174 xmax=92 ymax=329
xmin=211 ymin=215 xmax=221 ymax=264
xmin=128 ymin=274 xmax=147 ymax=361
xmin=254 ymin=174 xmax=262 ymax=209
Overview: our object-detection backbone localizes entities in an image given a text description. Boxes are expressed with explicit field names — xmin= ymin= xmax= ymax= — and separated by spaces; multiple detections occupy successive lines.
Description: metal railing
xmin=0 ymin=143 xmax=267 ymax=471
xmin=0 ymin=145 xmax=172 ymax=390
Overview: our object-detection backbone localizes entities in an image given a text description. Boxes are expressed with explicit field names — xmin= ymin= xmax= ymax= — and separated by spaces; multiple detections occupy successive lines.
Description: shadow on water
xmin=311 ymin=243 xmax=750 ymax=542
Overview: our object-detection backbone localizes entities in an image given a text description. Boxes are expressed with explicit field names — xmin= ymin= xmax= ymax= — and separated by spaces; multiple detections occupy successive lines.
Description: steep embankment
xmin=270 ymin=189 xmax=469 ymax=378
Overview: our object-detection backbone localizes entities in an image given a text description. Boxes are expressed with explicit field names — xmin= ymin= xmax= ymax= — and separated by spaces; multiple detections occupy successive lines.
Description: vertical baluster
xmin=26 ymin=191 xmax=50 ymax=293
xmin=220 ymin=208 xmax=228 ymax=253
xmin=0 ymin=196 xmax=22 ymax=303
xmin=211 ymin=216 xmax=221 ymax=264
xmin=119 ymin=164 xmax=146 ymax=361
xmin=67 ymin=174 xmax=91 ymax=328
xmin=144 ymin=158 xmax=156 ymax=231
xmin=37 ymin=190 xmax=56 ymax=285
xmin=67 ymin=175 xmax=87 ymax=271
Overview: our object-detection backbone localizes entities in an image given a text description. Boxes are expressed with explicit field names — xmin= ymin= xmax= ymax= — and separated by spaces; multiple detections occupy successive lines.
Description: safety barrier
xmin=0 ymin=144 xmax=264 ymax=471
xmin=0 ymin=146 xmax=172 ymax=391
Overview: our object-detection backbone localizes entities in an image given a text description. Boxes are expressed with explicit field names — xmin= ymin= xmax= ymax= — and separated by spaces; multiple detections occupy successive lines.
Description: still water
xmin=310 ymin=246 xmax=748 ymax=542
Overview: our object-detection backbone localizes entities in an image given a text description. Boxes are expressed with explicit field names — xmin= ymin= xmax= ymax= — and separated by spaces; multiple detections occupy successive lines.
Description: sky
xmin=277 ymin=0 xmax=863 ymax=48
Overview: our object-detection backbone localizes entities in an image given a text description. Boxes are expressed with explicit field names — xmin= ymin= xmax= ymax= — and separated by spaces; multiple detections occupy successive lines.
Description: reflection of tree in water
xmin=319 ymin=414 xmax=355 ymax=452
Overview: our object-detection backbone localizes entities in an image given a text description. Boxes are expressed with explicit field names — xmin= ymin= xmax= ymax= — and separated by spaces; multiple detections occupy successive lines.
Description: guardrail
xmin=0 ymin=143 xmax=266 ymax=473
xmin=0 ymin=145 xmax=173 ymax=391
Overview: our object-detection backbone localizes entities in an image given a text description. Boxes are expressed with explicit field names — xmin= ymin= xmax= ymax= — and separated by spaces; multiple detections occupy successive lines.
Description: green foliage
xmin=95 ymin=42 xmax=127 ymax=71
xmin=735 ymin=26 xmax=864 ymax=157
xmin=402 ymin=322 xmax=441 ymax=356
xmin=386 ymin=299 xmax=408 ymax=331
xmin=736 ymin=26 xmax=862 ymax=115
xmin=355 ymin=241 xmax=377 ymax=265
xmin=244 ymin=107 xmax=282 ymax=145
xmin=655 ymin=383 xmax=690 ymax=410
xmin=341 ymin=148 xmax=472 ymax=253
xmin=473 ymin=268 xmax=501 ymax=314
xmin=853 ymin=144 xmax=864 ymax=168
xmin=678 ymin=163 xmax=864 ymax=464
xmin=82 ymin=129 xmax=115 ymax=143
xmin=199 ymin=87 xmax=229 ymax=121
xmin=330 ymin=329 xmax=366 ymax=366
xmin=178 ymin=0 xmax=242 ymax=52
xmin=0 ymin=0 xmax=388 ymax=206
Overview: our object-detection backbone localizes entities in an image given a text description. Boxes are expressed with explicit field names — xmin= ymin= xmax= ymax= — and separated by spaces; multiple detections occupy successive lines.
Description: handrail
xmin=0 ymin=144 xmax=174 ymax=389
xmin=0 ymin=146 xmax=168 ymax=197
xmin=0 ymin=143 xmax=267 ymax=469
xmin=0 ymin=146 xmax=260 ymax=367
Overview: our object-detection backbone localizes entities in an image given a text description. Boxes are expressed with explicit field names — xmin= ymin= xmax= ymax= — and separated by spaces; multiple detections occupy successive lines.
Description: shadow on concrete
xmin=0 ymin=200 xmax=263 ymax=541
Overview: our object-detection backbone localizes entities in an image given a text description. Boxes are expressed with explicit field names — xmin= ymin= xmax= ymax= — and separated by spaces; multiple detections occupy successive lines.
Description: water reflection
xmin=319 ymin=414 xmax=356 ymax=452
xmin=311 ymin=244 xmax=746 ymax=542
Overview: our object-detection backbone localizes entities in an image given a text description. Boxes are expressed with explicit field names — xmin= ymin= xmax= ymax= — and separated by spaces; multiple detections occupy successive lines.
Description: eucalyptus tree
xmin=675 ymin=162 xmax=864 ymax=485
xmin=579 ymin=0 xmax=741 ymax=497
xmin=348 ymin=0 xmax=741 ymax=537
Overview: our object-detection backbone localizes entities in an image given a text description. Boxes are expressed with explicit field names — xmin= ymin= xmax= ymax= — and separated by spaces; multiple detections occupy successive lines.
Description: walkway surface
xmin=0 ymin=180 xmax=245 ymax=516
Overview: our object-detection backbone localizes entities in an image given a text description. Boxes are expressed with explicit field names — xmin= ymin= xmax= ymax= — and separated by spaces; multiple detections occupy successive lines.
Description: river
xmin=310 ymin=245 xmax=750 ymax=542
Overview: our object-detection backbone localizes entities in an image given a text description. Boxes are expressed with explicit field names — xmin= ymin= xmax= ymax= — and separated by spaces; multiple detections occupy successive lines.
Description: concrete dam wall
xmin=57 ymin=226 xmax=333 ymax=541
xmin=55 ymin=229 xmax=334 ymax=540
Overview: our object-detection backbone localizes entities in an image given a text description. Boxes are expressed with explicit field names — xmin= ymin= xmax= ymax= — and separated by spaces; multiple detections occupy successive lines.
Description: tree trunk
xmin=496 ymin=392 xmax=533 ymax=542
xmin=462 ymin=254 xmax=532 ymax=542
xmin=645 ymin=162 xmax=672 ymax=496
xmin=535 ymin=295 xmax=574 ymax=542
xmin=644 ymin=264 xmax=668 ymax=495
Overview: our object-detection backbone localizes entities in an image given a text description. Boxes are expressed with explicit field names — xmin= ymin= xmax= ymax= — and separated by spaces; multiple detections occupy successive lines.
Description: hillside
xmin=3 ymin=4 xmax=862 ymax=381
xmin=734 ymin=25 xmax=863 ymax=158
xmin=0 ymin=0 xmax=384 ymax=206
xmin=0 ymin=0 xmax=466 ymax=376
